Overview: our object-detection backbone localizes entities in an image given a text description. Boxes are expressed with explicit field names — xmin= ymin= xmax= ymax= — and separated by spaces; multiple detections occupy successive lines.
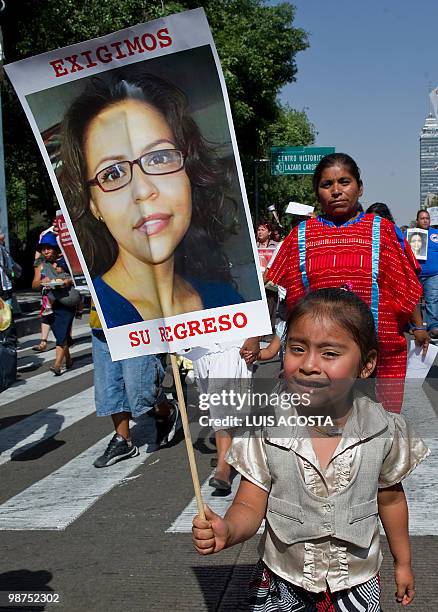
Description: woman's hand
xmin=394 ymin=561 xmax=415 ymax=605
xmin=192 ymin=505 xmax=229 ymax=555
xmin=412 ymin=329 xmax=429 ymax=357
xmin=241 ymin=349 xmax=259 ymax=365
xmin=239 ymin=337 xmax=260 ymax=360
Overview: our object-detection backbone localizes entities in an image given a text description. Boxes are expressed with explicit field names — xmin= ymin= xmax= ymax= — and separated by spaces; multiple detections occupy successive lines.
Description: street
xmin=0 ymin=320 xmax=437 ymax=611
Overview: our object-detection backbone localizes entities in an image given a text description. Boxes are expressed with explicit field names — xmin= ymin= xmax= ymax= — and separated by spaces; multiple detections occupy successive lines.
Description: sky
xmin=273 ymin=0 xmax=438 ymax=225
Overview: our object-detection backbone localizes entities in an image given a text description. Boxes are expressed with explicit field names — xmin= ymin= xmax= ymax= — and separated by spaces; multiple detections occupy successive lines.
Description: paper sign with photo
xmin=55 ymin=212 xmax=88 ymax=291
xmin=5 ymin=8 xmax=270 ymax=360
xmin=406 ymin=228 xmax=428 ymax=261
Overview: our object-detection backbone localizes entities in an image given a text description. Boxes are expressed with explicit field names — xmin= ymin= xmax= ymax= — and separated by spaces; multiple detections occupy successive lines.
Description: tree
xmin=0 ymin=0 xmax=313 ymax=237
xmin=254 ymin=104 xmax=318 ymax=227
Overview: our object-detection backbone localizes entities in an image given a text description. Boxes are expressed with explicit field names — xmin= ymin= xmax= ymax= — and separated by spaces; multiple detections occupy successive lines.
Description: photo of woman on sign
xmin=59 ymin=68 xmax=252 ymax=328
xmin=406 ymin=228 xmax=428 ymax=261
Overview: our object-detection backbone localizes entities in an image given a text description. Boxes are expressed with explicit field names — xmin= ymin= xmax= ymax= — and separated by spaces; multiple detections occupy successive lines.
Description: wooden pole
xmin=170 ymin=353 xmax=205 ymax=520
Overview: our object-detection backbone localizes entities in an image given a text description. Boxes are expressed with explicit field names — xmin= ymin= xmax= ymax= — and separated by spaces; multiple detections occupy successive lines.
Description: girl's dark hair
xmin=285 ymin=288 xmax=378 ymax=371
xmin=312 ymin=153 xmax=362 ymax=193
xmin=365 ymin=202 xmax=395 ymax=223
xmin=59 ymin=67 xmax=237 ymax=280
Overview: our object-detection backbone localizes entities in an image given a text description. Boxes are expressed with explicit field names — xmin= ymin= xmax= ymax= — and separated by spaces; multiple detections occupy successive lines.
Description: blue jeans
xmin=421 ymin=274 xmax=438 ymax=330
xmin=91 ymin=329 xmax=166 ymax=417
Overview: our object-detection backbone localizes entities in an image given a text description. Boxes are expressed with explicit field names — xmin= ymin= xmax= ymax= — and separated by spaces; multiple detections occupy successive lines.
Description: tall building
xmin=420 ymin=112 xmax=438 ymax=207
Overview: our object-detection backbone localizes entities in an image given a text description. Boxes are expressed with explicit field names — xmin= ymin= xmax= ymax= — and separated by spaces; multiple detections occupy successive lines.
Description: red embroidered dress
xmin=268 ymin=213 xmax=422 ymax=411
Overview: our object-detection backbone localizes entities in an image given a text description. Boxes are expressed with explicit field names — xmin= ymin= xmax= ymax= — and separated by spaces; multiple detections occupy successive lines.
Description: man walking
xmin=416 ymin=209 xmax=438 ymax=339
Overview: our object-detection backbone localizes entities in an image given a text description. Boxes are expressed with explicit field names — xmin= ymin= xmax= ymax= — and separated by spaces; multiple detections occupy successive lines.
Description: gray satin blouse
xmin=226 ymin=395 xmax=430 ymax=593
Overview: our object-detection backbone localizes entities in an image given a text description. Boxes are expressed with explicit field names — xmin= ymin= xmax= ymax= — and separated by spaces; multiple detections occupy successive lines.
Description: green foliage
xmin=255 ymin=104 xmax=318 ymax=226
xmin=0 ymin=0 xmax=314 ymax=235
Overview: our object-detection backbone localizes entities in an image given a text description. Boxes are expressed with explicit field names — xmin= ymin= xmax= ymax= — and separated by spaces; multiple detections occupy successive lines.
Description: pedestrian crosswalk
xmin=0 ymin=387 xmax=95 ymax=467
xmin=0 ymin=322 xmax=161 ymax=530
xmin=1 ymin=324 xmax=437 ymax=537
xmin=0 ymin=426 xmax=155 ymax=530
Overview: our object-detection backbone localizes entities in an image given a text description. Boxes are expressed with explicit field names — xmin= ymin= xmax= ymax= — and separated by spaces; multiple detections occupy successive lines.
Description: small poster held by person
xmin=406 ymin=228 xmax=428 ymax=261
xmin=258 ymin=247 xmax=277 ymax=272
xmin=427 ymin=206 xmax=438 ymax=227
xmin=5 ymin=9 xmax=270 ymax=360
xmin=55 ymin=212 xmax=88 ymax=291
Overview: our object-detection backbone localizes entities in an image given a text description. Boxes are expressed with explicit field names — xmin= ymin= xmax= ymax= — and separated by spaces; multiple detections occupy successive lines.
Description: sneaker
xmin=155 ymin=400 xmax=182 ymax=447
xmin=93 ymin=433 xmax=139 ymax=468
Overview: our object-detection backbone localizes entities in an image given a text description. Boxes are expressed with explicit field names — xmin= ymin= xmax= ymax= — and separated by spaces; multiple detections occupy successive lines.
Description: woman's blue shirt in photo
xmin=93 ymin=275 xmax=244 ymax=328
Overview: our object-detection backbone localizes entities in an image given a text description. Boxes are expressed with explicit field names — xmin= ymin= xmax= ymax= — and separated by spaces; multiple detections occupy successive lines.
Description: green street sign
xmin=271 ymin=146 xmax=335 ymax=176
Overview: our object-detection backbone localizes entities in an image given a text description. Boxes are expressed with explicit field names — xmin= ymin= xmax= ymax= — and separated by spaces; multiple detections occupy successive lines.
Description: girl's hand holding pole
xmin=192 ymin=505 xmax=229 ymax=555
xmin=394 ymin=562 xmax=415 ymax=606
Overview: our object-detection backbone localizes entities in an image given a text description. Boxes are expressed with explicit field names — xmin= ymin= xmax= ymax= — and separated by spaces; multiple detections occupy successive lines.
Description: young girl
xmin=193 ymin=288 xmax=429 ymax=610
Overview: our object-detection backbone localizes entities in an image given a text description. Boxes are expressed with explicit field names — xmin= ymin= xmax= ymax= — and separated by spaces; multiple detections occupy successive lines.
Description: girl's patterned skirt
xmin=246 ymin=560 xmax=381 ymax=612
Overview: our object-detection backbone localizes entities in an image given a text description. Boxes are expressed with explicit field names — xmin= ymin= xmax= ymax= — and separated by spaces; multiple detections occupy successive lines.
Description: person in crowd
xmin=256 ymin=221 xmax=278 ymax=248
xmin=193 ymin=342 xmax=253 ymax=491
xmin=413 ymin=209 xmax=438 ymax=339
xmin=0 ymin=231 xmax=14 ymax=307
xmin=271 ymin=225 xmax=284 ymax=244
xmin=366 ymin=201 xmax=395 ymax=223
xmin=256 ymin=221 xmax=279 ymax=331
xmin=32 ymin=233 xmax=75 ymax=375
xmin=265 ymin=153 xmax=427 ymax=411
xmin=34 ymin=217 xmax=59 ymax=261
xmin=400 ymin=225 xmax=409 ymax=234
xmin=253 ymin=333 xmax=282 ymax=364
xmin=32 ymin=219 xmax=60 ymax=352
xmin=58 ymin=69 xmax=253 ymax=329
xmin=193 ymin=288 xmax=429 ymax=610
xmin=0 ymin=293 xmax=17 ymax=393
xmin=366 ymin=203 xmax=428 ymax=338
xmin=89 ymin=302 xmax=181 ymax=467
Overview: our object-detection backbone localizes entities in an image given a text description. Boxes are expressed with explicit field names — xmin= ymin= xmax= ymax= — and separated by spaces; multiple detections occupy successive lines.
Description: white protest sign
xmin=427 ymin=206 xmax=438 ymax=226
xmin=286 ymin=201 xmax=315 ymax=216
xmin=406 ymin=339 xmax=438 ymax=380
xmin=5 ymin=9 xmax=270 ymax=360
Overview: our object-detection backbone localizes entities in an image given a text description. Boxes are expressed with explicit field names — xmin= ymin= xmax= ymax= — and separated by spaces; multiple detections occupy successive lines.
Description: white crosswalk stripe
xmin=0 ymin=362 xmax=94 ymax=405
xmin=17 ymin=330 xmax=91 ymax=371
xmin=396 ymin=383 xmax=438 ymax=536
xmin=0 ymin=326 xmax=163 ymax=530
xmin=0 ymin=409 xmax=157 ymax=530
xmin=16 ymin=320 xmax=91 ymax=353
xmin=166 ymin=471 xmax=239 ymax=534
xmin=0 ymin=388 xmax=95 ymax=466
